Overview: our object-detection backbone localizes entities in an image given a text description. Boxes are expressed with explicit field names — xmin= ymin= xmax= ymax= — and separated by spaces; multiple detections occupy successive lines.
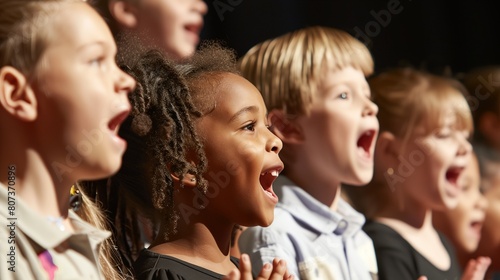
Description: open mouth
xmin=445 ymin=167 xmax=463 ymax=186
xmin=185 ymin=24 xmax=201 ymax=34
xmin=259 ymin=168 xmax=282 ymax=203
xmin=357 ymin=130 xmax=376 ymax=159
xmin=108 ymin=110 xmax=130 ymax=134
xmin=470 ymin=220 xmax=484 ymax=238
xmin=184 ymin=23 xmax=202 ymax=43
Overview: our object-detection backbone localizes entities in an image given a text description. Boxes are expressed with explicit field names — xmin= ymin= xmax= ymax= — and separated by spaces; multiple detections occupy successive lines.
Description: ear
xmin=375 ymin=131 xmax=400 ymax=166
xmin=171 ymin=173 xmax=198 ymax=189
xmin=268 ymin=109 xmax=304 ymax=144
xmin=109 ymin=0 xmax=138 ymax=28
xmin=0 ymin=66 xmax=37 ymax=122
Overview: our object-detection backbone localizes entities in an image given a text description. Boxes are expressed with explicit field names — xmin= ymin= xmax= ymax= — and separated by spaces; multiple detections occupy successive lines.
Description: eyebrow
xmin=77 ymin=41 xmax=108 ymax=52
xmin=229 ymin=106 xmax=259 ymax=123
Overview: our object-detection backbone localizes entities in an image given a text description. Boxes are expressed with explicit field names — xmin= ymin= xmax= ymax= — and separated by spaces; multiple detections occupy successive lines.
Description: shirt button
xmin=333 ymin=220 xmax=348 ymax=235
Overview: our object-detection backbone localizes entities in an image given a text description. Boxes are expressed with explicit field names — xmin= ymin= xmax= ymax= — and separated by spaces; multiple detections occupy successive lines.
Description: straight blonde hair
xmin=239 ymin=26 xmax=373 ymax=116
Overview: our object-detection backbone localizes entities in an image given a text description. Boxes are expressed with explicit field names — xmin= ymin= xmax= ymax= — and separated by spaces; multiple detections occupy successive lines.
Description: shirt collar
xmin=0 ymin=184 xmax=110 ymax=250
xmin=275 ymin=176 xmax=365 ymax=237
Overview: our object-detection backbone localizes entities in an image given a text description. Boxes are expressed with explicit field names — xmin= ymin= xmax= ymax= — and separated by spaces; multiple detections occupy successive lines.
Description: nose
xmin=266 ymin=130 xmax=283 ymax=154
xmin=456 ymin=134 xmax=472 ymax=156
xmin=116 ymin=68 xmax=136 ymax=95
xmin=194 ymin=0 xmax=208 ymax=15
xmin=362 ymin=98 xmax=378 ymax=117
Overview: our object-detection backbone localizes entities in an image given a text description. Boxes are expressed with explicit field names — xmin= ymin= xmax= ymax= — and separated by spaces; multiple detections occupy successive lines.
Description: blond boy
xmin=238 ymin=26 xmax=379 ymax=280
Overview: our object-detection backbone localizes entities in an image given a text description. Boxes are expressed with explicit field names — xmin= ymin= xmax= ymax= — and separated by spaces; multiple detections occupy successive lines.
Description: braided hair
xmin=81 ymin=49 xmax=207 ymax=273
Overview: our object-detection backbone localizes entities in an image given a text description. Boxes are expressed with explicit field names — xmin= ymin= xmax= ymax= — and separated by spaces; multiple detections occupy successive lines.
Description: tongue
xmin=357 ymin=133 xmax=371 ymax=152
xmin=446 ymin=170 xmax=459 ymax=185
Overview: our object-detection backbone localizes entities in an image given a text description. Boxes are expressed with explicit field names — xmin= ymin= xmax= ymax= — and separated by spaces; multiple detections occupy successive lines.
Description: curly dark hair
xmin=177 ymin=42 xmax=240 ymax=115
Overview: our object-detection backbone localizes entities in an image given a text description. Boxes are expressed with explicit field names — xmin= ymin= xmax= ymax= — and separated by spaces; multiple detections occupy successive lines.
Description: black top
xmin=134 ymin=249 xmax=240 ymax=280
xmin=364 ymin=220 xmax=461 ymax=280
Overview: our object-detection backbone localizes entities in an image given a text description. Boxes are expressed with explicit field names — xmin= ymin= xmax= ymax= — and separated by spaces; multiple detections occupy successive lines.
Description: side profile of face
xmin=294 ymin=66 xmax=379 ymax=186
xmin=132 ymin=0 xmax=207 ymax=60
xmin=475 ymin=164 xmax=500 ymax=270
xmin=32 ymin=2 xmax=135 ymax=182
xmin=433 ymin=154 xmax=487 ymax=253
xmin=397 ymin=110 xmax=472 ymax=210
xmin=194 ymin=73 xmax=283 ymax=227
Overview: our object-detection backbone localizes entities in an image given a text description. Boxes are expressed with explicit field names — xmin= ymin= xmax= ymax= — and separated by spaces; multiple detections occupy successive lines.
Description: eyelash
xmin=338 ymin=92 xmax=348 ymax=99
xmin=89 ymin=57 xmax=104 ymax=67
xmin=435 ymin=132 xmax=451 ymax=139
xmin=243 ymin=121 xmax=256 ymax=132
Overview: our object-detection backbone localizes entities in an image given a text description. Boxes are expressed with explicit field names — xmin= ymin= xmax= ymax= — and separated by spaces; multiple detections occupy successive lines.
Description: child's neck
xmin=284 ymin=165 xmax=342 ymax=210
xmin=0 ymin=147 xmax=71 ymax=220
xmin=376 ymin=192 xmax=433 ymax=229
xmin=151 ymin=221 xmax=236 ymax=274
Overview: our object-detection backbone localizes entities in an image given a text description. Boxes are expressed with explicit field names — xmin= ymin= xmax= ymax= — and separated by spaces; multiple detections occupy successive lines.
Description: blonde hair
xmin=371 ymin=68 xmax=473 ymax=149
xmin=347 ymin=68 xmax=473 ymax=218
xmin=0 ymin=0 xmax=76 ymax=79
xmin=77 ymin=186 xmax=130 ymax=279
xmin=0 ymin=1 xmax=125 ymax=279
xmin=239 ymin=26 xmax=373 ymax=116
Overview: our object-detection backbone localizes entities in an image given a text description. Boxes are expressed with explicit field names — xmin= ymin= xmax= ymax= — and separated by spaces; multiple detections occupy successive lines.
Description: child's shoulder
xmin=134 ymin=249 xmax=238 ymax=280
xmin=363 ymin=220 xmax=411 ymax=250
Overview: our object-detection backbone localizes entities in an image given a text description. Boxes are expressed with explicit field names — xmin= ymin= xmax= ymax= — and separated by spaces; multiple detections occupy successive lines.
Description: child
xmin=433 ymin=152 xmax=489 ymax=271
xmin=473 ymin=151 xmax=500 ymax=279
xmin=237 ymin=26 xmax=379 ymax=279
xmin=462 ymin=66 xmax=500 ymax=279
xmin=104 ymin=45 xmax=292 ymax=279
xmin=347 ymin=68 xmax=490 ymax=280
xmin=0 ymin=0 xmax=135 ymax=279
xmin=90 ymin=0 xmax=207 ymax=62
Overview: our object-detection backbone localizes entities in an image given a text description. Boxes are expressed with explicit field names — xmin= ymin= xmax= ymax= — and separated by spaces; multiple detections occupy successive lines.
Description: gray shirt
xmin=238 ymin=176 xmax=377 ymax=280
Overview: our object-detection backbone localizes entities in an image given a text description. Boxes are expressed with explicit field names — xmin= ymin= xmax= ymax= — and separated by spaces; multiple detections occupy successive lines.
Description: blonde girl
xmin=0 ymin=0 xmax=135 ymax=279
xmin=347 ymin=68 xmax=490 ymax=280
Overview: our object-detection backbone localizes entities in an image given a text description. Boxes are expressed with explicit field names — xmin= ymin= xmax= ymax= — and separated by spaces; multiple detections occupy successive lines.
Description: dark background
xmin=201 ymin=0 xmax=500 ymax=75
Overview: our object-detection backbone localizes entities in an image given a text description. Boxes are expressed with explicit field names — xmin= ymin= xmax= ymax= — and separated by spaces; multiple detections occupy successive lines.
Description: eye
xmin=243 ymin=122 xmax=256 ymax=132
xmin=435 ymin=129 xmax=451 ymax=139
xmin=436 ymin=133 xmax=450 ymax=139
xmin=337 ymin=92 xmax=348 ymax=100
xmin=89 ymin=57 xmax=104 ymax=68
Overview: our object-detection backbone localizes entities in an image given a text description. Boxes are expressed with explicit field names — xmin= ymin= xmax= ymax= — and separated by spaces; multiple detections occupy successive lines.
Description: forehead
xmin=46 ymin=2 xmax=114 ymax=48
xmin=210 ymin=73 xmax=266 ymax=115
xmin=318 ymin=66 xmax=368 ymax=90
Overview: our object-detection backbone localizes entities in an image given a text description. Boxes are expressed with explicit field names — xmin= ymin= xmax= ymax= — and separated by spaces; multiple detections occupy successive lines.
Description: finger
xmin=283 ymin=269 xmax=294 ymax=280
xmin=417 ymin=276 xmax=428 ymax=280
xmin=268 ymin=259 xmax=287 ymax=280
xmin=471 ymin=257 xmax=491 ymax=280
xmin=237 ymin=254 xmax=254 ymax=280
xmin=462 ymin=259 xmax=477 ymax=280
xmin=255 ymin=262 xmax=273 ymax=280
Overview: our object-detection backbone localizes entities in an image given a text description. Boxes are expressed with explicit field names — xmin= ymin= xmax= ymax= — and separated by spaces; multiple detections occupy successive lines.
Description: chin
xmin=94 ymin=160 xmax=122 ymax=179
xmin=258 ymin=214 xmax=275 ymax=227
xmin=442 ymin=197 xmax=459 ymax=210
xmin=346 ymin=171 xmax=373 ymax=186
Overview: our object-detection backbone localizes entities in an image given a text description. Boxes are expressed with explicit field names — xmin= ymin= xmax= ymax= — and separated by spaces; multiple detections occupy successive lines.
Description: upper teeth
xmin=261 ymin=170 xmax=279 ymax=177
